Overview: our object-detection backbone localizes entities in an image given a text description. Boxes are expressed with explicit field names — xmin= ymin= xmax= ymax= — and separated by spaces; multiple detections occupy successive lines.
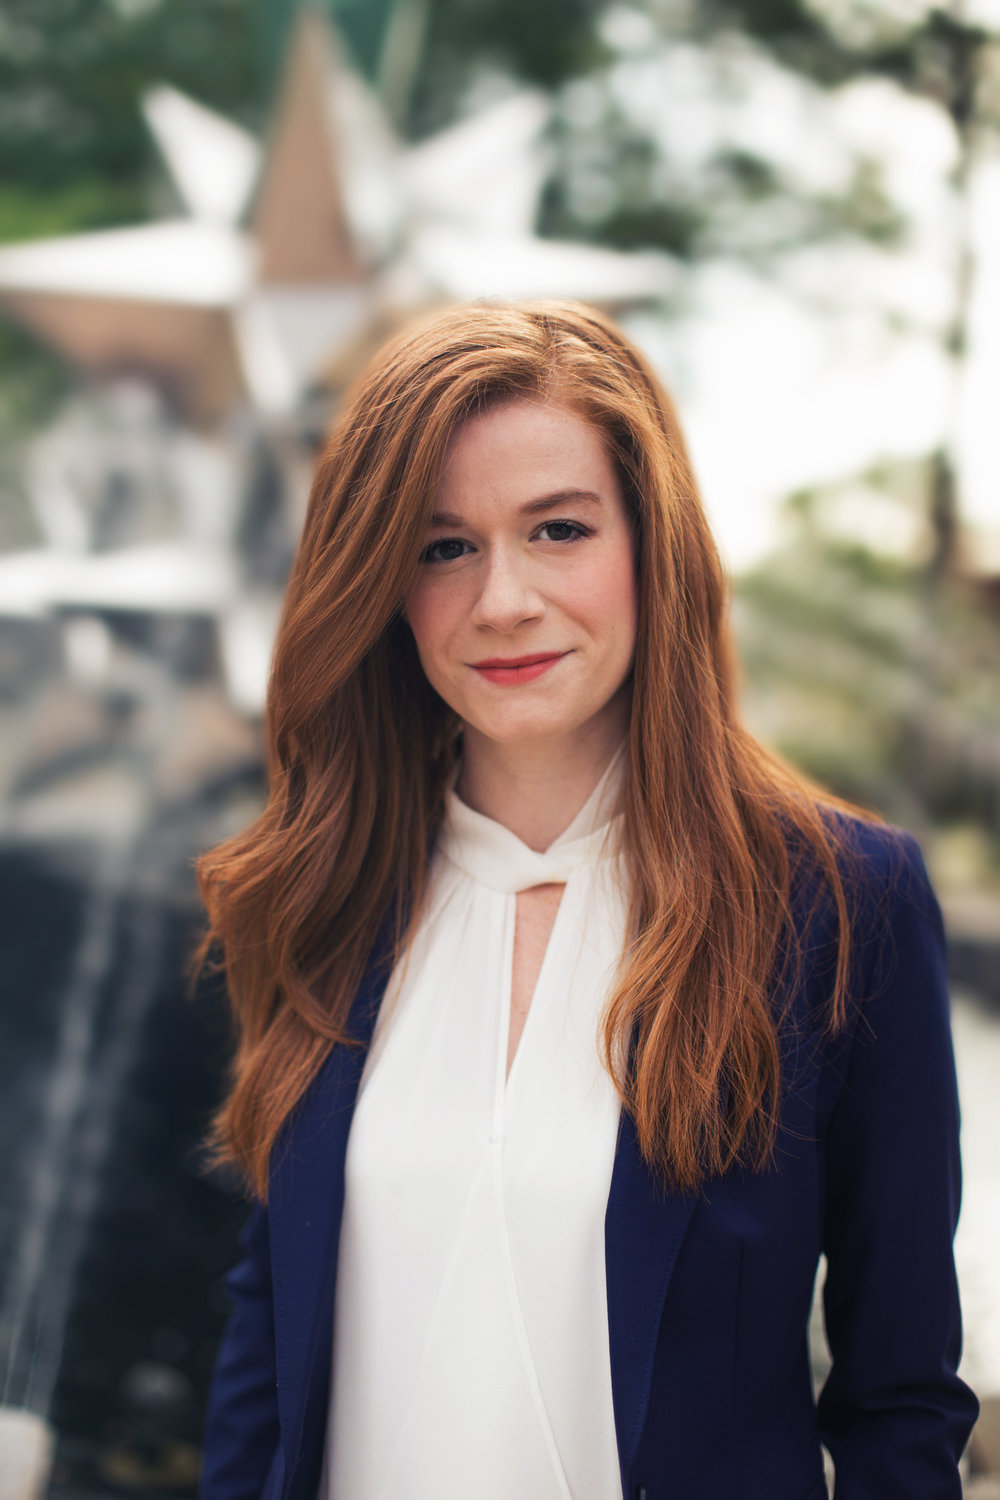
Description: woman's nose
xmin=470 ymin=549 xmax=543 ymax=632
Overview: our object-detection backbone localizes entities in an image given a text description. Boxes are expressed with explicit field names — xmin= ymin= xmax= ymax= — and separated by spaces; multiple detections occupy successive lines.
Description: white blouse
xmin=318 ymin=753 xmax=629 ymax=1500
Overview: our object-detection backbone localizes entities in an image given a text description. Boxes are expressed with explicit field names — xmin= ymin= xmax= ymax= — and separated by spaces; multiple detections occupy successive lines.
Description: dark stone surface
xmin=0 ymin=844 xmax=248 ymax=1497
xmin=0 ymin=852 xmax=86 ymax=1287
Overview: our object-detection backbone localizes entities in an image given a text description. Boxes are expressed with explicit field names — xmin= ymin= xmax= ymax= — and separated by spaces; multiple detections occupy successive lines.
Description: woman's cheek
xmin=403 ymin=584 xmax=441 ymax=656
xmin=405 ymin=589 xmax=464 ymax=696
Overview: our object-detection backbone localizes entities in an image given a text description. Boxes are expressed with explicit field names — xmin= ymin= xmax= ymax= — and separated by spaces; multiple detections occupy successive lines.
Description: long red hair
xmin=196 ymin=299 xmax=876 ymax=1201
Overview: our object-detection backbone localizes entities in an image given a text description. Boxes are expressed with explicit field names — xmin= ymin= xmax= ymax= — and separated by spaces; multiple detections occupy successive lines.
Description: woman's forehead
xmin=437 ymin=399 xmax=616 ymax=497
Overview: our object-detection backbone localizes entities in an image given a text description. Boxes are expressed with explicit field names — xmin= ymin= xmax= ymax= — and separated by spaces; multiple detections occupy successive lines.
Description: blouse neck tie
xmin=440 ymin=744 xmax=626 ymax=894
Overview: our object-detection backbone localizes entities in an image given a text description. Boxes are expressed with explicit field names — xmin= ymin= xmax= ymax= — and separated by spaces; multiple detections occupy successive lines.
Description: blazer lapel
xmin=605 ymin=1107 xmax=698 ymax=1489
xmin=268 ymin=940 xmax=394 ymax=1490
xmin=603 ymin=900 xmax=822 ymax=1490
xmin=267 ymin=922 xmax=703 ymax=1495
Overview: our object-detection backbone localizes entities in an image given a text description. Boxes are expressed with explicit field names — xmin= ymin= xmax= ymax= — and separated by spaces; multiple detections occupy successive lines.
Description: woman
xmin=196 ymin=300 xmax=978 ymax=1500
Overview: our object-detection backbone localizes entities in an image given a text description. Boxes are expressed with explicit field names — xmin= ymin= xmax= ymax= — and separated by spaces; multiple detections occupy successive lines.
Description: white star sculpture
xmin=0 ymin=9 xmax=677 ymax=426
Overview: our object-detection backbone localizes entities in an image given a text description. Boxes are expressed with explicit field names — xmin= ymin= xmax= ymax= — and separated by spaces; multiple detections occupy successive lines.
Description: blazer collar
xmin=267 ymin=945 xmax=697 ymax=1494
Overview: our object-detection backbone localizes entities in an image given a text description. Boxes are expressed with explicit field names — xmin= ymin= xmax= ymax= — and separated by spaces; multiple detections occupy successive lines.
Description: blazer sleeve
xmin=816 ymin=829 xmax=979 ymax=1498
xmin=199 ymin=1200 xmax=281 ymax=1500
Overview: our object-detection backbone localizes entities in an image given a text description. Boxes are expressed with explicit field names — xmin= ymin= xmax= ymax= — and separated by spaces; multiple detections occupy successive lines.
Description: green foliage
xmin=735 ymin=475 xmax=1000 ymax=844
xmin=0 ymin=178 xmax=147 ymax=241
xmin=331 ymin=0 xmax=397 ymax=79
xmin=0 ymin=0 xmax=261 ymax=198
xmin=413 ymin=0 xmax=608 ymax=133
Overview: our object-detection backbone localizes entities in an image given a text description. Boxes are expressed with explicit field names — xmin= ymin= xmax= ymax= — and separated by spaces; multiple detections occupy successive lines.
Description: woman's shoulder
xmin=818 ymin=806 xmax=937 ymax=914
xmin=809 ymin=807 xmax=946 ymax=1013
xmin=778 ymin=805 xmax=943 ymax=1020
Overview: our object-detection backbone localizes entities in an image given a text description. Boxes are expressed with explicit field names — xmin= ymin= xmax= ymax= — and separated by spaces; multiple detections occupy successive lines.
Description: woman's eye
xmin=537 ymin=520 xmax=588 ymax=543
xmin=422 ymin=537 xmax=469 ymax=564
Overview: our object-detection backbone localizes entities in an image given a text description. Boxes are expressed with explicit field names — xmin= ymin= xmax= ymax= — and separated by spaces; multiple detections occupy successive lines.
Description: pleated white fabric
xmin=318 ymin=753 xmax=628 ymax=1500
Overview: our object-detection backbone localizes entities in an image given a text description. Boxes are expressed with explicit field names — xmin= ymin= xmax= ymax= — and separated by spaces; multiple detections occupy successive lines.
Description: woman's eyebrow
xmin=429 ymin=490 xmax=603 ymax=527
xmin=520 ymin=489 xmax=603 ymax=516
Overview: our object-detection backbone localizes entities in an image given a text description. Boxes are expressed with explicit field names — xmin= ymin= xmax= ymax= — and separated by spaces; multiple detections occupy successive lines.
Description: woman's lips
xmin=469 ymin=652 xmax=568 ymax=685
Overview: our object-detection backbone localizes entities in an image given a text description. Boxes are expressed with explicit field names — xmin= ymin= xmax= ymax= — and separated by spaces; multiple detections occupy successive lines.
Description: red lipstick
xmin=470 ymin=651 xmax=568 ymax=685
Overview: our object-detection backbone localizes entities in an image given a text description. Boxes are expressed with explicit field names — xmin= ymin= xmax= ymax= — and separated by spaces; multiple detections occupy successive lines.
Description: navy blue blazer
xmin=199 ymin=819 xmax=978 ymax=1500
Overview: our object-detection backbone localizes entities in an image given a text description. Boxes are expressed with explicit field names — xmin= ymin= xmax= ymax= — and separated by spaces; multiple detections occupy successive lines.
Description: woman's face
xmin=404 ymin=398 xmax=638 ymax=756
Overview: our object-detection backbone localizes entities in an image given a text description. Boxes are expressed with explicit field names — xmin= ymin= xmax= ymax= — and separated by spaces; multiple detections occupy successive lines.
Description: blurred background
xmin=0 ymin=0 xmax=997 ymax=1494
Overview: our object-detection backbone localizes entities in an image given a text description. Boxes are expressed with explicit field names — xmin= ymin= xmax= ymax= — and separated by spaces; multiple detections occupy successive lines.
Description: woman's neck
xmin=456 ymin=702 xmax=628 ymax=852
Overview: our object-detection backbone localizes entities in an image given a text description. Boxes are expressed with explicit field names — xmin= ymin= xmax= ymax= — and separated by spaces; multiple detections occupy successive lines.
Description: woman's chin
xmin=461 ymin=709 xmax=601 ymax=755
